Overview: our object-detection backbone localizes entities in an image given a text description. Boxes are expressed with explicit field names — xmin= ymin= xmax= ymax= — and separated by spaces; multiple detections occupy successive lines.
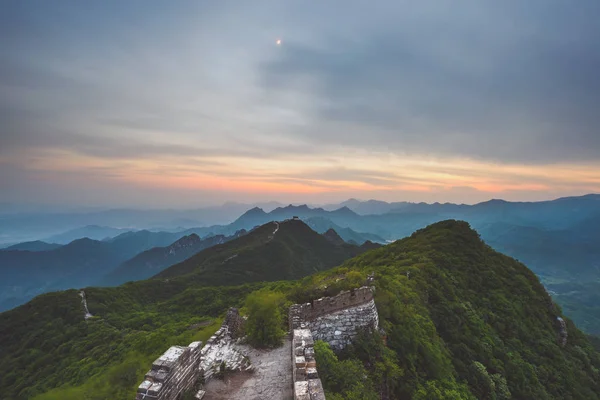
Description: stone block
xmin=294 ymin=381 xmax=311 ymax=400
xmin=295 ymin=356 xmax=306 ymax=368
xmin=195 ymin=390 xmax=206 ymax=399
xmin=296 ymin=367 xmax=307 ymax=381
xmin=304 ymin=347 xmax=315 ymax=360
xmin=308 ymin=379 xmax=326 ymax=400
xmin=306 ymin=367 xmax=319 ymax=379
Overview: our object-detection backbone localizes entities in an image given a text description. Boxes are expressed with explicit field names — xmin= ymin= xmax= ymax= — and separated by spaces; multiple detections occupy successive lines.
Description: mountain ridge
xmin=1 ymin=220 xmax=598 ymax=399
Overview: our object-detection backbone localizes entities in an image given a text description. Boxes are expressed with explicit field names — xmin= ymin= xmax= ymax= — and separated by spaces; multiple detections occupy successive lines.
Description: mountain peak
xmin=331 ymin=206 xmax=358 ymax=216
xmin=171 ymin=233 xmax=201 ymax=247
xmin=245 ymin=206 xmax=266 ymax=215
xmin=154 ymin=219 xmax=367 ymax=285
xmin=323 ymin=228 xmax=345 ymax=245
xmin=277 ymin=204 xmax=310 ymax=212
xmin=244 ymin=207 xmax=265 ymax=214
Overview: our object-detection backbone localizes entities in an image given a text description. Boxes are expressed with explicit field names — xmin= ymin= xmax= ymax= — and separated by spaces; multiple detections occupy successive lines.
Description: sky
xmin=1 ymin=0 xmax=599 ymax=208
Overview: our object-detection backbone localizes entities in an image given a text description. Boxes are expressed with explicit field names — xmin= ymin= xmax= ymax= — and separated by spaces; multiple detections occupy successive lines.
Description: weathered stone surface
xmin=203 ymin=337 xmax=293 ymax=400
xmin=292 ymin=328 xmax=324 ymax=399
xmin=307 ymin=379 xmax=326 ymax=400
xmin=223 ymin=308 xmax=245 ymax=339
xmin=556 ymin=316 xmax=568 ymax=346
xmin=135 ymin=308 xmax=250 ymax=400
xmin=289 ymin=286 xmax=380 ymax=399
xmin=289 ymin=286 xmax=375 ymax=330
xmin=290 ymin=286 xmax=379 ymax=351
xmin=199 ymin=327 xmax=251 ymax=382
xmin=294 ymin=381 xmax=310 ymax=400
xmin=136 ymin=341 xmax=202 ymax=400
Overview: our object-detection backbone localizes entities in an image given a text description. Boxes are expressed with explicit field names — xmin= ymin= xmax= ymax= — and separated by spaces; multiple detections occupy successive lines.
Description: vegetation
xmin=0 ymin=229 xmax=192 ymax=312
xmin=0 ymin=281 xmax=264 ymax=399
xmin=154 ymin=219 xmax=366 ymax=286
xmin=1 ymin=219 xmax=599 ymax=399
xmin=544 ymin=280 xmax=600 ymax=335
xmin=244 ymin=290 xmax=286 ymax=347
xmin=102 ymin=233 xmax=231 ymax=286
xmin=299 ymin=220 xmax=600 ymax=399
xmin=314 ymin=340 xmax=378 ymax=399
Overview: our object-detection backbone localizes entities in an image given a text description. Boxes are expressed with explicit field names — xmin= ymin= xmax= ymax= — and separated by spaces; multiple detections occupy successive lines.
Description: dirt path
xmin=203 ymin=337 xmax=293 ymax=400
xmin=79 ymin=290 xmax=93 ymax=320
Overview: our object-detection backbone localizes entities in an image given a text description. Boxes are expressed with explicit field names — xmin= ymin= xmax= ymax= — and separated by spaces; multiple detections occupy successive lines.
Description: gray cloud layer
xmin=259 ymin=1 xmax=600 ymax=163
xmin=0 ymin=1 xmax=599 ymax=206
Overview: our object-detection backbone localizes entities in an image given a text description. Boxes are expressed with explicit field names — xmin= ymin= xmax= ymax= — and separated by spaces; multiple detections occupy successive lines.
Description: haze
xmin=1 ymin=1 xmax=599 ymax=209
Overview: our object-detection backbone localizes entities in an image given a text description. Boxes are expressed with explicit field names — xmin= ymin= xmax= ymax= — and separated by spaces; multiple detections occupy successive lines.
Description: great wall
xmin=135 ymin=285 xmax=379 ymax=400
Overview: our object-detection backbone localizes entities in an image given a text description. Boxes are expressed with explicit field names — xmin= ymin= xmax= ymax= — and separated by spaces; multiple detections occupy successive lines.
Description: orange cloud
xmin=6 ymin=147 xmax=600 ymax=201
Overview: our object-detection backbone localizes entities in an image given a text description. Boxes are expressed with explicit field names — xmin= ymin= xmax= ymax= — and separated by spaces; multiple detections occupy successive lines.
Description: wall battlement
xmin=289 ymin=286 xmax=374 ymax=330
xmin=136 ymin=341 xmax=202 ymax=400
xmin=292 ymin=329 xmax=326 ymax=400
xmin=135 ymin=308 xmax=248 ymax=400
xmin=289 ymin=285 xmax=379 ymax=351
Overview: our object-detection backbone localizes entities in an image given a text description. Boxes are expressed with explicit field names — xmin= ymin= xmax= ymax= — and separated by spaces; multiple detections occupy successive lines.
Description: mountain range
xmin=101 ymin=233 xmax=229 ymax=286
xmin=0 ymin=229 xmax=215 ymax=311
xmin=1 ymin=194 xmax=599 ymax=332
xmin=154 ymin=219 xmax=374 ymax=286
xmin=0 ymin=220 xmax=598 ymax=399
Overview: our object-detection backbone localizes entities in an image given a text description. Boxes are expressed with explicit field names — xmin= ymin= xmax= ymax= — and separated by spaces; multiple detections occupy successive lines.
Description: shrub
xmin=244 ymin=290 xmax=285 ymax=347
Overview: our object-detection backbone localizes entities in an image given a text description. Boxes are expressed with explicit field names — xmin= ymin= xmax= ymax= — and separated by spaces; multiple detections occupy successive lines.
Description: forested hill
xmin=154 ymin=219 xmax=366 ymax=285
xmin=0 ymin=220 xmax=598 ymax=399
xmin=297 ymin=220 xmax=600 ymax=399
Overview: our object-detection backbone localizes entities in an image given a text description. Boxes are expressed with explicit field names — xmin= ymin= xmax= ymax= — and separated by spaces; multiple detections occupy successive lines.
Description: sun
xmin=276 ymin=39 xmax=282 ymax=45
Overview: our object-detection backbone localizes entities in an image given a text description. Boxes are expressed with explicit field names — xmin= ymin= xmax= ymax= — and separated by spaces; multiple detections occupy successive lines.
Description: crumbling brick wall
xmin=135 ymin=308 xmax=249 ymax=400
xmin=222 ymin=307 xmax=245 ymax=338
xmin=292 ymin=329 xmax=326 ymax=400
xmin=136 ymin=341 xmax=202 ymax=400
xmin=289 ymin=286 xmax=379 ymax=350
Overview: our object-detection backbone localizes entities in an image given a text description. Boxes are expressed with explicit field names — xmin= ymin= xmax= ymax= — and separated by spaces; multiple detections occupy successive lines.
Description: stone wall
xmin=135 ymin=308 xmax=250 ymax=400
xmin=289 ymin=286 xmax=374 ymax=330
xmin=292 ymin=329 xmax=326 ymax=400
xmin=198 ymin=318 xmax=252 ymax=382
xmin=290 ymin=286 xmax=379 ymax=350
xmin=556 ymin=317 xmax=568 ymax=346
xmin=222 ymin=307 xmax=245 ymax=339
xmin=136 ymin=341 xmax=203 ymax=400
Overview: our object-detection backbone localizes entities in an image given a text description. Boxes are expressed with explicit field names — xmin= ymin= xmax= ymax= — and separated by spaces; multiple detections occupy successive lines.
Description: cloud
xmin=0 ymin=1 xmax=599 ymax=207
xmin=258 ymin=1 xmax=600 ymax=163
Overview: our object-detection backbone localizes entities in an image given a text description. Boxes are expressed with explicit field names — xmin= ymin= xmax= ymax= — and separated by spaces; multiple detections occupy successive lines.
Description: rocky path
xmin=79 ymin=290 xmax=93 ymax=320
xmin=203 ymin=337 xmax=293 ymax=400
xmin=267 ymin=221 xmax=280 ymax=242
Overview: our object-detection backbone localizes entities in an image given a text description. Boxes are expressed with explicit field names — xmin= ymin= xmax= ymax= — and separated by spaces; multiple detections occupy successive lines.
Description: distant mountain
xmin=475 ymin=221 xmax=600 ymax=281
xmin=44 ymin=225 xmax=135 ymax=244
xmin=229 ymin=206 xmax=268 ymax=230
xmin=155 ymin=219 xmax=370 ymax=286
xmin=0 ymin=229 xmax=194 ymax=311
xmin=4 ymin=241 xmax=61 ymax=251
xmin=0 ymin=202 xmax=286 ymax=244
xmin=323 ymin=198 xmax=411 ymax=215
xmin=304 ymin=216 xmax=385 ymax=244
xmin=227 ymin=204 xmax=361 ymax=234
xmin=102 ymin=233 xmax=232 ymax=286
xmin=359 ymin=240 xmax=383 ymax=251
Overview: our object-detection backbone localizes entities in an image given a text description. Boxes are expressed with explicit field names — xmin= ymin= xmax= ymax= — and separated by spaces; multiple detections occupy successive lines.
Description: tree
xmin=244 ymin=290 xmax=285 ymax=347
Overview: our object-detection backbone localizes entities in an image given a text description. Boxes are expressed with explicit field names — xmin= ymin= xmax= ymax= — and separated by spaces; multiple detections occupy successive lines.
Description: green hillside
xmin=0 ymin=220 xmax=598 ymax=399
xmin=298 ymin=220 xmax=600 ymax=399
xmin=155 ymin=219 xmax=365 ymax=285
